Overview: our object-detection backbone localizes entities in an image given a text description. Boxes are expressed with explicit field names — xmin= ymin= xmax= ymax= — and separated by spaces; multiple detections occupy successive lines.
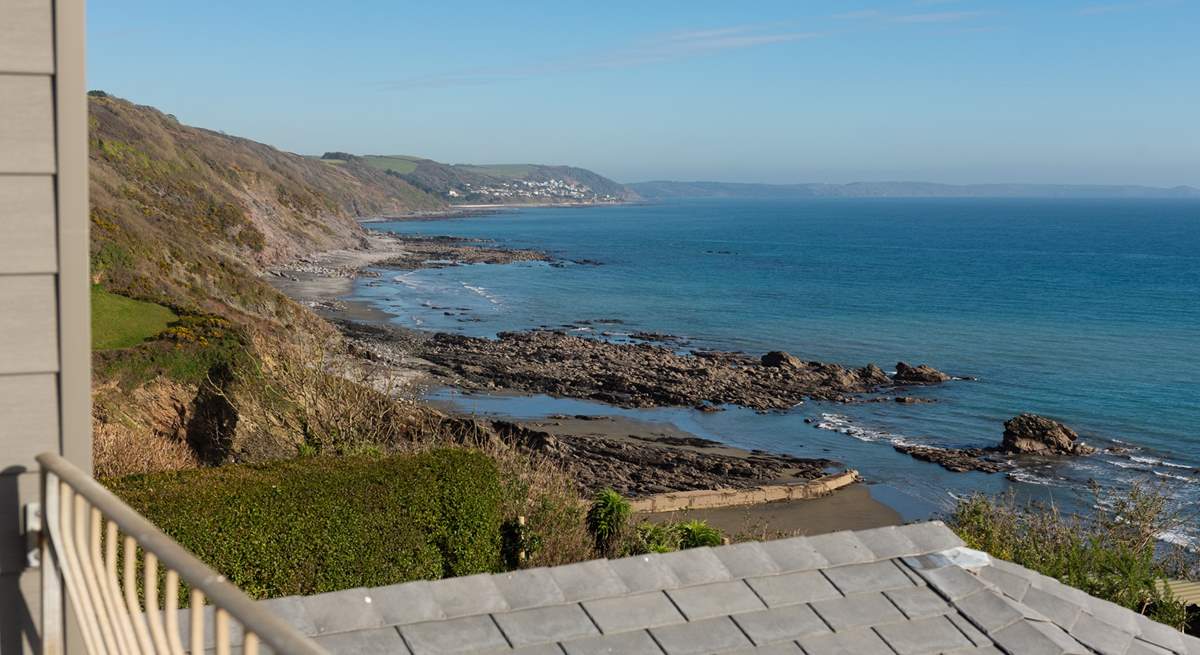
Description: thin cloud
xmin=1078 ymin=0 xmax=1179 ymax=14
xmin=381 ymin=26 xmax=821 ymax=90
xmin=833 ymin=8 xmax=989 ymax=23
xmin=833 ymin=9 xmax=884 ymax=19
xmin=890 ymin=10 xmax=989 ymax=23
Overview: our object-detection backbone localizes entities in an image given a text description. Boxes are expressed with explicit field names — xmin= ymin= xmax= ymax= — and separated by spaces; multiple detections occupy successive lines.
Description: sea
xmin=354 ymin=198 xmax=1200 ymax=544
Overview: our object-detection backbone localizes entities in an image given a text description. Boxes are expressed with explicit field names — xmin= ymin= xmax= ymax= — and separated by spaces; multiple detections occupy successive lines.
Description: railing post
xmin=40 ymin=469 xmax=64 ymax=655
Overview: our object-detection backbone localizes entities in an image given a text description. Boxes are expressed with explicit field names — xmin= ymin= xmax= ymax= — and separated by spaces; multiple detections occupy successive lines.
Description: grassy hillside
xmin=91 ymin=286 xmax=178 ymax=350
xmin=351 ymin=153 xmax=638 ymax=202
xmin=86 ymin=94 xmax=451 ymax=476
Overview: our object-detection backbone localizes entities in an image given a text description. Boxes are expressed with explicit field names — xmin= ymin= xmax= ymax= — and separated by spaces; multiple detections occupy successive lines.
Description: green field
xmin=91 ymin=286 xmax=178 ymax=350
xmin=459 ymin=163 xmax=537 ymax=179
xmin=360 ymin=155 xmax=421 ymax=174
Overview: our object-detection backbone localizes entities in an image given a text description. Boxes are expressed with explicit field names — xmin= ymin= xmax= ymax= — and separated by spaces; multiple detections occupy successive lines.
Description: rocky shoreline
xmin=268 ymin=228 xmax=958 ymax=500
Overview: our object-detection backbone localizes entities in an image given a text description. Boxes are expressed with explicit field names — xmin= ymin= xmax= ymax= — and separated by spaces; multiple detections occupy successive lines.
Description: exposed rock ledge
xmin=891 ymin=414 xmax=1095 ymax=474
xmin=417 ymin=334 xmax=950 ymax=411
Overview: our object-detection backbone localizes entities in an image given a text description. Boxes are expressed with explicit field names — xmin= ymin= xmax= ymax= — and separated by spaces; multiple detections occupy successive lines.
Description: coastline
xmin=265 ymin=227 xmax=907 ymax=529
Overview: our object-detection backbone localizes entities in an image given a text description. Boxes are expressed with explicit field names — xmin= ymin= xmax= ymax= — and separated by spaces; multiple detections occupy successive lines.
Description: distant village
xmin=446 ymin=178 xmax=623 ymax=204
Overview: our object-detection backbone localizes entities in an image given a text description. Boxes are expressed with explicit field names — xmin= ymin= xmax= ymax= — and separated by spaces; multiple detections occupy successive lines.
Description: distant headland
xmin=627 ymin=180 xmax=1200 ymax=200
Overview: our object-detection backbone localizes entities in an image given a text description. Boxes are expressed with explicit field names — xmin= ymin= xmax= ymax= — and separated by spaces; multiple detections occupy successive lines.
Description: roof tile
xmin=759 ymin=536 xmax=829 ymax=572
xmin=721 ymin=641 xmax=804 ymax=654
xmin=946 ymin=612 xmax=992 ymax=648
xmin=298 ymin=587 xmax=385 ymax=635
xmin=1070 ymin=610 xmax=1136 ymax=655
xmin=1133 ymin=613 xmax=1186 ymax=653
xmin=549 ymin=560 xmax=630 ymax=602
xmin=896 ymin=521 xmax=964 ymax=553
xmin=744 ymin=570 xmax=842 ymax=608
xmin=729 ymin=603 xmax=829 ymax=645
xmin=1018 ymin=584 xmax=1082 ymax=631
xmin=608 ymin=553 xmax=683 ymax=593
xmin=582 ymin=591 xmax=684 ymax=634
xmin=991 ymin=618 xmax=1087 ymax=655
xmin=885 ymin=586 xmax=952 ymax=620
xmin=809 ymin=591 xmax=906 ymax=631
xmin=822 ymin=560 xmax=915 ymax=595
xmin=312 ymin=626 xmax=409 ymax=654
xmin=875 ymin=615 xmax=975 ymax=655
xmin=368 ymin=580 xmax=445 ymax=626
xmin=712 ymin=542 xmax=782 ymax=579
xmin=399 ymin=614 xmax=509 ymax=655
xmin=1127 ymin=638 xmax=1176 ymax=655
xmin=492 ymin=567 xmax=567 ymax=611
xmin=650 ymin=616 xmax=752 ymax=655
xmin=854 ymin=525 xmax=923 ymax=560
xmin=493 ymin=604 xmax=599 ymax=648
xmin=797 ymin=627 xmax=895 ymax=655
xmin=953 ymin=588 xmax=1025 ymax=633
xmin=916 ymin=563 xmax=988 ymax=602
xmin=806 ymin=531 xmax=876 ymax=567
xmin=666 ymin=580 xmax=765 ymax=620
xmin=429 ymin=573 xmax=510 ymax=618
xmin=1088 ymin=596 xmax=1143 ymax=636
xmin=560 ymin=629 xmax=662 ymax=655
xmin=977 ymin=563 xmax=1032 ymax=602
xmin=656 ymin=547 xmax=733 ymax=587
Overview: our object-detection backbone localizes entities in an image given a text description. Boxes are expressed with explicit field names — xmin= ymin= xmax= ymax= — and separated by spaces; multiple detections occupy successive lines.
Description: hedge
xmin=105 ymin=449 xmax=505 ymax=599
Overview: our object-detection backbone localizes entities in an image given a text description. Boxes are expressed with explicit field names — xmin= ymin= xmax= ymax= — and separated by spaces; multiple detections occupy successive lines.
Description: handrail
xmin=37 ymin=452 xmax=327 ymax=655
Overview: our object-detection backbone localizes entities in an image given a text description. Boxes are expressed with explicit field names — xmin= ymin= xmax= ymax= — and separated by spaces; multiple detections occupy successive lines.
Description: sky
xmin=88 ymin=1 xmax=1199 ymax=186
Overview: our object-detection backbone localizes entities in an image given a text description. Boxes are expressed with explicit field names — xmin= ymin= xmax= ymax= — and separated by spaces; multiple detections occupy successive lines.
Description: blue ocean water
xmin=357 ymin=199 xmax=1200 ymax=537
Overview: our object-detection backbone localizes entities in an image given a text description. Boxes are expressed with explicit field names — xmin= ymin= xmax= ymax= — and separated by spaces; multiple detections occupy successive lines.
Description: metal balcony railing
xmin=36 ymin=453 xmax=327 ymax=655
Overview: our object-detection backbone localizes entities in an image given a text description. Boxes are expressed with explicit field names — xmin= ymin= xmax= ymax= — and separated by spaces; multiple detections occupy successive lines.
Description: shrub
xmin=948 ymin=486 xmax=1191 ymax=630
xmin=105 ymin=448 xmax=505 ymax=598
xmin=587 ymin=489 xmax=632 ymax=557
xmin=677 ymin=520 xmax=725 ymax=549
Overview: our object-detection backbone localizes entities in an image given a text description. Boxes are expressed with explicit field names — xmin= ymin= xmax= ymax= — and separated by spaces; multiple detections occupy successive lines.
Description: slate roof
xmin=211 ymin=521 xmax=1200 ymax=654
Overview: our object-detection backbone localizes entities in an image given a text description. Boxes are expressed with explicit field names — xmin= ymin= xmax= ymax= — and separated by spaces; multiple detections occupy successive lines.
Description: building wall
xmin=0 ymin=0 xmax=90 ymax=651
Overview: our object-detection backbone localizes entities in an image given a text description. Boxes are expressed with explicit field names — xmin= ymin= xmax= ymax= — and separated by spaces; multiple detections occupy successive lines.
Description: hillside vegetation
xmin=347 ymin=153 xmax=638 ymax=203
xmin=87 ymin=93 xmax=449 ymax=476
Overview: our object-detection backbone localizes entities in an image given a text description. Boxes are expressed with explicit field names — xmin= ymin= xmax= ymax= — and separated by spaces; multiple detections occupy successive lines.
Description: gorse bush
xmin=106 ymin=449 xmax=505 ymax=598
xmin=949 ymin=486 xmax=1192 ymax=630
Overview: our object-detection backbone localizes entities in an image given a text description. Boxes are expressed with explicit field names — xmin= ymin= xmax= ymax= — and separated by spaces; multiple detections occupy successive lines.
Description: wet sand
xmin=639 ymin=484 xmax=902 ymax=539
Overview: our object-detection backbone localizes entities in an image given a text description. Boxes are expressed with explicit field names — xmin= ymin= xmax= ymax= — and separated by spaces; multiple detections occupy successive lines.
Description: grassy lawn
xmin=361 ymin=155 xmax=421 ymax=174
xmin=91 ymin=286 xmax=178 ymax=350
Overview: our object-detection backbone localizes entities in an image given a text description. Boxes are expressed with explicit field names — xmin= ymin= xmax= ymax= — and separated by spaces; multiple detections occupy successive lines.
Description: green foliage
xmin=96 ymin=315 xmax=248 ymax=388
xmin=635 ymin=522 xmax=682 ymax=553
xmin=677 ymin=519 xmax=724 ymax=549
xmin=105 ymin=449 xmax=505 ymax=598
xmin=627 ymin=519 xmax=726 ymax=555
xmin=949 ymin=487 xmax=1191 ymax=630
xmin=587 ymin=489 xmax=632 ymax=557
xmin=91 ymin=286 xmax=179 ymax=350
xmin=360 ymin=155 xmax=421 ymax=175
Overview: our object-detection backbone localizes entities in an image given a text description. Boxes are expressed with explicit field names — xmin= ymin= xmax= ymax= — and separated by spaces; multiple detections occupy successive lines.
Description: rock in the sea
xmin=892 ymin=362 xmax=951 ymax=384
xmin=762 ymin=350 xmax=803 ymax=368
xmin=1000 ymin=413 xmax=1095 ymax=456
xmin=893 ymin=443 xmax=1010 ymax=474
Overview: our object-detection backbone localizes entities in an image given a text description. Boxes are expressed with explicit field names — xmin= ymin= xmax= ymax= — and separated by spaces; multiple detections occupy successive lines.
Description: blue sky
xmin=89 ymin=1 xmax=1198 ymax=185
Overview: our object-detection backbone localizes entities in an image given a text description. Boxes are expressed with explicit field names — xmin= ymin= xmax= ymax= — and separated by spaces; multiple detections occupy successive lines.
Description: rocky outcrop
xmin=892 ymin=362 xmax=952 ymax=384
xmin=892 ymin=443 xmax=1011 ymax=474
xmin=1000 ymin=414 xmax=1095 ymax=456
xmin=762 ymin=351 xmax=803 ymax=368
xmin=417 ymin=330 xmax=921 ymax=411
